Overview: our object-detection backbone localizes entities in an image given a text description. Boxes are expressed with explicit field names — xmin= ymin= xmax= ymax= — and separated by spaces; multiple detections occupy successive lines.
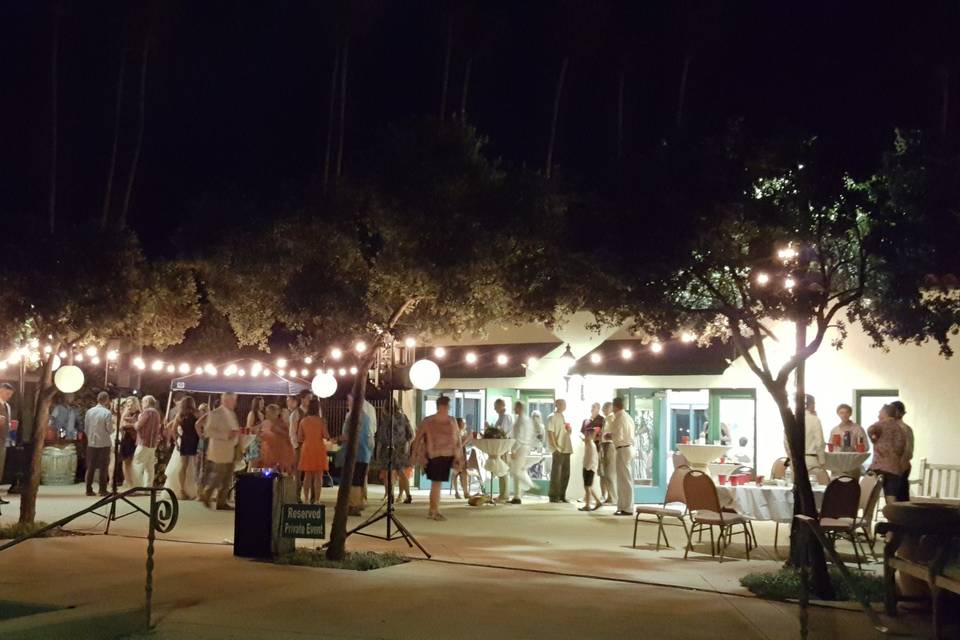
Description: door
xmin=709 ymin=389 xmax=758 ymax=470
xmin=855 ymin=390 xmax=899 ymax=427
xmin=618 ymin=388 xmax=668 ymax=503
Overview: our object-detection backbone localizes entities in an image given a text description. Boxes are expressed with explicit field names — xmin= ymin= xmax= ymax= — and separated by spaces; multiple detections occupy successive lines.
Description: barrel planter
xmin=41 ymin=444 xmax=78 ymax=485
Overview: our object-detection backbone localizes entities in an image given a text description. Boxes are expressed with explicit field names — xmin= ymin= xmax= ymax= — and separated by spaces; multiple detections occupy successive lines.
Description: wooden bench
xmin=878 ymin=502 xmax=960 ymax=638
xmin=912 ymin=459 xmax=960 ymax=499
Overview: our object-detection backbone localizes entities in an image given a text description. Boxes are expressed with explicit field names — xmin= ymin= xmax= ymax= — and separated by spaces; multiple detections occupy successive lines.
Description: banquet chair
xmin=633 ymin=466 xmax=690 ymax=551
xmin=854 ymin=473 xmax=883 ymax=559
xmin=682 ymin=470 xmax=752 ymax=562
xmin=817 ymin=475 xmax=863 ymax=569
xmin=465 ymin=449 xmax=485 ymax=495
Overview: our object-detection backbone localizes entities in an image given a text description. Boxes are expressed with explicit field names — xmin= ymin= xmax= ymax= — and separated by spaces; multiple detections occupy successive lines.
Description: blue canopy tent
xmin=165 ymin=358 xmax=312 ymax=420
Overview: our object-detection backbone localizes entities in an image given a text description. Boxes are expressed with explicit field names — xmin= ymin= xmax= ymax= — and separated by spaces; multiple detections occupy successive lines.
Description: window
xmin=855 ymin=390 xmax=899 ymax=427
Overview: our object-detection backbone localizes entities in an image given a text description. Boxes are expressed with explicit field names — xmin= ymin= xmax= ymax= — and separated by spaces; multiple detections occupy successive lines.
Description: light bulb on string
xmin=43 ymin=345 xmax=52 ymax=355
xmin=275 ymin=358 xmax=287 ymax=369
xmin=621 ymin=348 xmax=633 ymax=360
xmin=465 ymin=351 xmax=478 ymax=364
xmin=526 ymin=356 xmax=539 ymax=369
xmin=238 ymin=369 xmax=246 ymax=377
xmin=785 ymin=277 xmax=796 ymax=289
xmin=133 ymin=357 xmax=146 ymax=370
xmin=404 ymin=337 xmax=416 ymax=348
xmin=756 ymin=272 xmax=770 ymax=285
xmin=91 ymin=355 xmax=101 ymax=366
xmin=589 ymin=353 xmax=602 ymax=364
xmin=303 ymin=356 xmax=313 ymax=365
xmin=107 ymin=350 xmax=119 ymax=361
xmin=75 ymin=354 xmax=84 ymax=363
xmin=300 ymin=368 xmax=308 ymax=377
xmin=166 ymin=364 xmax=175 ymax=374
xmin=433 ymin=346 xmax=446 ymax=359
xmin=59 ymin=350 xmax=67 ymax=359
xmin=194 ymin=367 xmax=203 ymax=375
xmin=204 ymin=363 xmax=216 ymax=375
xmin=650 ymin=342 xmax=663 ymax=354
xmin=330 ymin=347 xmax=343 ymax=361
xmin=355 ymin=341 xmax=367 ymax=354
xmin=178 ymin=363 xmax=190 ymax=374
xmin=349 ymin=366 xmax=358 ymax=375
xmin=496 ymin=354 xmax=509 ymax=366
xmin=681 ymin=332 xmax=696 ymax=343
xmin=85 ymin=346 xmax=98 ymax=357
xmin=251 ymin=362 xmax=262 ymax=375
xmin=151 ymin=360 xmax=163 ymax=371
xmin=338 ymin=367 xmax=347 ymax=376
xmin=277 ymin=369 xmax=286 ymax=377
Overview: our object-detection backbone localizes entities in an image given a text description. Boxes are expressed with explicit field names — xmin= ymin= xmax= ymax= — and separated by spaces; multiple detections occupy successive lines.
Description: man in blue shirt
xmin=343 ymin=394 xmax=374 ymax=516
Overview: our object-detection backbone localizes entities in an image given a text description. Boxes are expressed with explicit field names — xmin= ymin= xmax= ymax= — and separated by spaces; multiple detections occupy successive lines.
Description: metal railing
xmin=0 ymin=486 xmax=179 ymax=629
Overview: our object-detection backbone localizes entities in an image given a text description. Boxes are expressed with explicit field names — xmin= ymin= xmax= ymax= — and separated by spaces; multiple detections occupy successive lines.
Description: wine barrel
xmin=41 ymin=444 xmax=78 ymax=485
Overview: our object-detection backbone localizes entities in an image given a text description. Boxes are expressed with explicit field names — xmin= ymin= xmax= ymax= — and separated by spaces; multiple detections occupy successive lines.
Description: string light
xmin=151 ymin=360 xmax=163 ymax=371
xmin=314 ymin=368 xmax=322 ymax=376
xmin=85 ymin=346 xmax=98 ymax=357
xmin=275 ymin=358 xmax=287 ymax=369
xmin=785 ymin=277 xmax=796 ymax=289
xmin=303 ymin=356 xmax=313 ymax=365
xmin=338 ymin=367 xmax=347 ymax=376
xmin=107 ymin=350 xmax=119 ymax=361
xmin=59 ymin=350 xmax=67 ymax=359
xmin=134 ymin=357 xmax=146 ymax=370
xmin=681 ymin=332 xmax=696 ymax=343
xmin=331 ymin=348 xmax=343 ymax=361
xmin=526 ymin=356 xmax=539 ymax=369
xmin=75 ymin=354 xmax=84 ymax=363
xmin=756 ymin=272 xmax=770 ymax=285
xmin=178 ymin=363 xmax=190 ymax=374
xmin=277 ymin=369 xmax=286 ymax=377
xmin=91 ymin=355 xmax=101 ymax=366
xmin=621 ymin=348 xmax=633 ymax=359
xmin=166 ymin=364 xmax=175 ymax=374
xmin=238 ymin=369 xmax=246 ymax=377
xmin=204 ymin=363 xmax=216 ymax=375
xmin=355 ymin=341 xmax=367 ymax=354
xmin=589 ymin=353 xmax=602 ymax=364
xmin=251 ymin=362 xmax=262 ymax=375
xmin=465 ymin=352 xmax=478 ymax=364
xmin=434 ymin=346 xmax=446 ymax=359
xmin=43 ymin=345 xmax=52 ymax=355
xmin=349 ymin=366 xmax=358 ymax=375
xmin=650 ymin=342 xmax=663 ymax=354
xmin=404 ymin=337 xmax=416 ymax=348
xmin=496 ymin=354 xmax=509 ymax=366
xmin=224 ymin=364 xmax=238 ymax=376
xmin=194 ymin=366 xmax=203 ymax=375
xmin=0 ymin=362 xmax=6 ymax=371
xmin=262 ymin=369 xmax=271 ymax=377
xmin=300 ymin=368 xmax=308 ymax=377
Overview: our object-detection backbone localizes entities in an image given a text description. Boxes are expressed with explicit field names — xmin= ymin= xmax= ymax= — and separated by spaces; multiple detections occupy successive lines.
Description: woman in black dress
xmin=176 ymin=397 xmax=201 ymax=498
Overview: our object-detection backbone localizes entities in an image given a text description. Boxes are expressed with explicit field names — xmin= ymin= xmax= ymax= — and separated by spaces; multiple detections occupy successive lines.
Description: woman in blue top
xmin=342 ymin=405 xmax=373 ymax=516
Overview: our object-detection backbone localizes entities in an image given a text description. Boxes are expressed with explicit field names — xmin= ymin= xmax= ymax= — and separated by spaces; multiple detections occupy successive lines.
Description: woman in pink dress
xmin=868 ymin=404 xmax=908 ymax=505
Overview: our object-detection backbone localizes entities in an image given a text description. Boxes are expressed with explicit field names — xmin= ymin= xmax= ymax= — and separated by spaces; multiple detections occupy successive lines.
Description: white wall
xmin=436 ymin=319 xmax=960 ymax=490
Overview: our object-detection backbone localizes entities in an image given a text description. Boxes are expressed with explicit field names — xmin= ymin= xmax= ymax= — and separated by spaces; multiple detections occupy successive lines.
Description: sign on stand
xmin=280 ymin=504 xmax=326 ymax=539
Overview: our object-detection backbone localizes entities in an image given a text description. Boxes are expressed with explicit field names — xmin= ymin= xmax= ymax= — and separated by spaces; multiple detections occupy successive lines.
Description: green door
xmin=616 ymin=388 xmax=668 ymax=504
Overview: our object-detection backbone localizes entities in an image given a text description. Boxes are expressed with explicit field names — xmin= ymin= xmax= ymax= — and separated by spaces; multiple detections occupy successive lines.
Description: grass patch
xmin=275 ymin=549 xmax=409 ymax=571
xmin=0 ymin=521 xmax=57 ymax=540
xmin=741 ymin=567 xmax=885 ymax=602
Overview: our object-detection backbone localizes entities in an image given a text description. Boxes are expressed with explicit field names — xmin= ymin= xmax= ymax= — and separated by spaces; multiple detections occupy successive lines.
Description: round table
xmin=824 ymin=451 xmax=869 ymax=475
xmin=677 ymin=444 xmax=731 ymax=474
xmin=471 ymin=438 xmax=515 ymax=502
xmin=707 ymin=462 xmax=739 ymax=477
xmin=717 ymin=484 xmax=826 ymax=523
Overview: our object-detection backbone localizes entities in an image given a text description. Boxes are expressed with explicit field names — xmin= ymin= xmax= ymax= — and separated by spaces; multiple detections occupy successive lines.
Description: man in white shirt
xmin=84 ymin=391 xmax=115 ymax=496
xmin=599 ymin=401 xmax=617 ymax=504
xmin=198 ymin=393 xmax=240 ymax=510
xmin=546 ymin=399 xmax=572 ymax=503
xmin=508 ymin=401 xmax=535 ymax=504
xmin=0 ymin=383 xmax=14 ymax=501
xmin=287 ymin=394 xmax=304 ymax=500
xmin=784 ymin=394 xmax=826 ymax=472
xmin=492 ymin=398 xmax=515 ymax=502
xmin=611 ymin=397 xmax=637 ymax=515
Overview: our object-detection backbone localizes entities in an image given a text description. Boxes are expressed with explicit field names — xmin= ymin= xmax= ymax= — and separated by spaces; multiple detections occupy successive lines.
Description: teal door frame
xmin=617 ymin=388 xmax=668 ymax=504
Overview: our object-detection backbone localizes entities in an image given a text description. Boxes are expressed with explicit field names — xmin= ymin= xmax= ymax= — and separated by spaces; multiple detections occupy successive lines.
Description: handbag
xmin=410 ymin=431 xmax=428 ymax=468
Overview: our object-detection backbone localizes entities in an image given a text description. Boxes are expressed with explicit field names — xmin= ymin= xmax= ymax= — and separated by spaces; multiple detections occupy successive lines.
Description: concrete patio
xmin=0 ymin=483 xmax=931 ymax=638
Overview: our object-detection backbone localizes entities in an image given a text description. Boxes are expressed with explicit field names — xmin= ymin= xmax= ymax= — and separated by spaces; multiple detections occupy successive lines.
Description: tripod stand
xmin=341 ymin=353 xmax=429 ymax=558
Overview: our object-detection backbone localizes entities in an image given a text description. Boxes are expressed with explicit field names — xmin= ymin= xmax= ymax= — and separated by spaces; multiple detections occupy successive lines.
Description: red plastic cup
xmin=856 ymin=442 xmax=866 ymax=453
xmin=827 ymin=443 xmax=834 ymax=452
xmin=681 ymin=436 xmax=690 ymax=444
xmin=718 ymin=474 xmax=727 ymax=485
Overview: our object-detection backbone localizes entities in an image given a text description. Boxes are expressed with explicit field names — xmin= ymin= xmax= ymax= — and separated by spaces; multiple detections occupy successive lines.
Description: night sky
xmin=2 ymin=1 xmax=958 ymax=255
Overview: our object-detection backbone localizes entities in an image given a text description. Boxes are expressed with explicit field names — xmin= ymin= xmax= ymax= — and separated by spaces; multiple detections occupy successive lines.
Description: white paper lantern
xmin=311 ymin=372 xmax=337 ymax=399
xmin=409 ymin=358 xmax=440 ymax=390
xmin=54 ymin=365 xmax=84 ymax=393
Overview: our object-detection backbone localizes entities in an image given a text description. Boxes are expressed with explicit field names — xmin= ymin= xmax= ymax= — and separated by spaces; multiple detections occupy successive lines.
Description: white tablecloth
xmin=718 ymin=485 xmax=826 ymax=523
xmin=824 ymin=451 xmax=869 ymax=474
xmin=472 ymin=438 xmax=515 ymax=477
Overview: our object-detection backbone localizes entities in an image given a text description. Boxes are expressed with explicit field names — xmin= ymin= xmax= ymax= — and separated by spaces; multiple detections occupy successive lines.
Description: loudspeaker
xmin=234 ymin=473 xmax=274 ymax=558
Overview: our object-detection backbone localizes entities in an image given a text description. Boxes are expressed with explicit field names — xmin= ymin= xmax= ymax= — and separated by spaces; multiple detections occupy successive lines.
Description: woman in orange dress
xmin=297 ymin=399 xmax=329 ymax=504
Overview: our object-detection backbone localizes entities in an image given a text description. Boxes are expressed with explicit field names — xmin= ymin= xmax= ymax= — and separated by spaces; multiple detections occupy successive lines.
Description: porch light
xmin=560 ymin=344 xmax=576 ymax=369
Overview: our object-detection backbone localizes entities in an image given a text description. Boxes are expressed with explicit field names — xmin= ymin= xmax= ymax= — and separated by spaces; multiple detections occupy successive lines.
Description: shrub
xmin=0 ymin=521 xmax=55 ymax=540
xmin=741 ymin=567 xmax=884 ymax=602
xmin=275 ymin=550 xmax=409 ymax=571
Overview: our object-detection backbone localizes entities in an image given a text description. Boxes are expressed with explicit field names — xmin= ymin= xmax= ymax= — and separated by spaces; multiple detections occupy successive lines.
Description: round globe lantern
xmin=409 ymin=359 xmax=441 ymax=390
xmin=54 ymin=365 xmax=84 ymax=393
xmin=311 ymin=372 xmax=338 ymax=399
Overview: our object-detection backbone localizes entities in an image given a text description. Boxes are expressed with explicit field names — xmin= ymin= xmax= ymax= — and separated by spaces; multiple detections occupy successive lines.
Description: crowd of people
xmin=788 ymin=394 xmax=915 ymax=504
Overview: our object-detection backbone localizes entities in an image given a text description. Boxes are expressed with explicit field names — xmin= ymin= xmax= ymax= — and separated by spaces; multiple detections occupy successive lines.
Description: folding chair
xmin=633 ymin=466 xmax=690 ymax=550
xmin=683 ymin=470 xmax=753 ymax=562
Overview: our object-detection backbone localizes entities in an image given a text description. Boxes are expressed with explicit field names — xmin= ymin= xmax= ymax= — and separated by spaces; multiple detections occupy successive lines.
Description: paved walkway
xmin=0 ymin=484 xmax=929 ymax=638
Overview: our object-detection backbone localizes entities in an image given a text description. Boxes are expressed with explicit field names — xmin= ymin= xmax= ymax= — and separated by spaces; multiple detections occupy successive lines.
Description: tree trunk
xmin=676 ymin=49 xmax=693 ymax=129
xmin=545 ymin=57 xmax=569 ymax=180
xmin=438 ymin=14 xmax=453 ymax=124
xmin=616 ymin=67 xmax=625 ymax=162
xmin=325 ymin=357 xmax=373 ymax=560
xmin=120 ymin=36 xmax=150 ymax=228
xmin=335 ymin=39 xmax=349 ymax=180
xmin=322 ymin=47 xmax=340 ymax=196
xmin=459 ymin=57 xmax=473 ymax=121
xmin=48 ymin=10 xmax=60 ymax=236
xmin=783 ymin=321 xmax=835 ymax=599
xmin=19 ymin=355 xmax=58 ymax=523
xmin=101 ymin=48 xmax=127 ymax=228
